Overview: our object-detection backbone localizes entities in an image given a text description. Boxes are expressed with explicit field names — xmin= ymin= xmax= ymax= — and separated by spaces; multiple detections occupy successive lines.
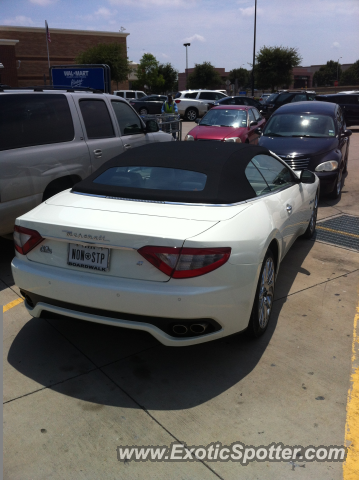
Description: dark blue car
xmin=258 ymin=101 xmax=352 ymax=198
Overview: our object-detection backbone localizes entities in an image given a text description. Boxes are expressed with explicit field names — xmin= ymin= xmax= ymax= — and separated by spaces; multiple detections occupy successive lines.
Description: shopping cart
xmin=140 ymin=113 xmax=182 ymax=141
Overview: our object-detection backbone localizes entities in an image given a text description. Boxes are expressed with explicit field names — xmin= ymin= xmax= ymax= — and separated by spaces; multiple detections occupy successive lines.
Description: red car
xmin=184 ymin=105 xmax=266 ymax=144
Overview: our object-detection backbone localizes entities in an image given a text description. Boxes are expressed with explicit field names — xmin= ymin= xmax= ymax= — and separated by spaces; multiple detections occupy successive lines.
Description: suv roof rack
xmin=0 ymin=85 xmax=104 ymax=93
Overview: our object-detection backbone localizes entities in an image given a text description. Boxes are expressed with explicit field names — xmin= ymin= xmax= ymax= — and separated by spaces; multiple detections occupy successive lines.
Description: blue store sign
xmin=52 ymin=67 xmax=105 ymax=90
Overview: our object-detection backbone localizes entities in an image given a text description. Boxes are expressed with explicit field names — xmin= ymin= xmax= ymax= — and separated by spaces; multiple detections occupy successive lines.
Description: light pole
xmin=183 ymin=43 xmax=190 ymax=88
xmin=251 ymin=0 xmax=257 ymax=97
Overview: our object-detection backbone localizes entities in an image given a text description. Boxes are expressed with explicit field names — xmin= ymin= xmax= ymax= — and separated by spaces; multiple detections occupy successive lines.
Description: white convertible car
xmin=11 ymin=143 xmax=319 ymax=346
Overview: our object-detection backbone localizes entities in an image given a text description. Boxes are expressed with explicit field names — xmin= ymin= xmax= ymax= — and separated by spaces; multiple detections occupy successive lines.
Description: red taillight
xmin=13 ymin=225 xmax=43 ymax=255
xmin=138 ymin=246 xmax=231 ymax=279
xmin=175 ymin=99 xmax=181 ymax=103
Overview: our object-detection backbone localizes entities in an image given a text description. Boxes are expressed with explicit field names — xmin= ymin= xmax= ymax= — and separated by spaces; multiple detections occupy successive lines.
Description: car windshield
xmin=263 ymin=114 xmax=336 ymax=138
xmin=200 ymin=109 xmax=247 ymax=127
xmin=94 ymin=166 xmax=207 ymax=191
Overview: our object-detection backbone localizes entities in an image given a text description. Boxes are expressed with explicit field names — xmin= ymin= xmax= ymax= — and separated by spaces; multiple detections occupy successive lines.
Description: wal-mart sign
xmin=52 ymin=68 xmax=105 ymax=90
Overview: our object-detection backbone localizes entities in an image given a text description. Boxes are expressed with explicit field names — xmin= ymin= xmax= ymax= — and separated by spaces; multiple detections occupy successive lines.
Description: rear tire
xmin=184 ymin=108 xmax=198 ymax=121
xmin=247 ymin=249 xmax=275 ymax=338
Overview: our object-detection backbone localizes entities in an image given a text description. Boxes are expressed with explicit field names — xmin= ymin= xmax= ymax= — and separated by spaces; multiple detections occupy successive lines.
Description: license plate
xmin=68 ymin=244 xmax=110 ymax=271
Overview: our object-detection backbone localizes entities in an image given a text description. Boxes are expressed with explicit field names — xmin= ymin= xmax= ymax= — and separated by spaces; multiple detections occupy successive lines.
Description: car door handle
xmin=286 ymin=204 xmax=292 ymax=213
xmin=93 ymin=149 xmax=102 ymax=158
xmin=124 ymin=144 xmax=132 ymax=149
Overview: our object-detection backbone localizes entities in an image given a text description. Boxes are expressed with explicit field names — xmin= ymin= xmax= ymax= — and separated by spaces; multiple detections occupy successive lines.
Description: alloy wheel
xmin=258 ymin=257 xmax=275 ymax=329
xmin=186 ymin=109 xmax=197 ymax=121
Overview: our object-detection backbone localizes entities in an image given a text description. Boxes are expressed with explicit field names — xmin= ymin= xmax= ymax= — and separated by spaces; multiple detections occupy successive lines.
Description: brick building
xmin=0 ymin=25 xmax=129 ymax=91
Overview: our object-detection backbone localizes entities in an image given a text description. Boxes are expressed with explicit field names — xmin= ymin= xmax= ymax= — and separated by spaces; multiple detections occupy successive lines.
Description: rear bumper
xmin=11 ymin=256 xmax=260 ymax=346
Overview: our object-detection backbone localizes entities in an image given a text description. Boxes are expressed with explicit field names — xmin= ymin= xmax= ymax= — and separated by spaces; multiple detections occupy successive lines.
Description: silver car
xmin=174 ymin=90 xmax=228 ymax=121
xmin=0 ymin=89 xmax=173 ymax=236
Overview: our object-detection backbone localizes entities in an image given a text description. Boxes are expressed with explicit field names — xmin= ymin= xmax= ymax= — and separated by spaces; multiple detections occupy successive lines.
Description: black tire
xmin=247 ymin=249 xmax=275 ymax=338
xmin=139 ymin=108 xmax=148 ymax=115
xmin=343 ymin=147 xmax=349 ymax=174
xmin=184 ymin=108 xmax=198 ymax=121
xmin=302 ymin=190 xmax=318 ymax=239
xmin=328 ymin=170 xmax=343 ymax=199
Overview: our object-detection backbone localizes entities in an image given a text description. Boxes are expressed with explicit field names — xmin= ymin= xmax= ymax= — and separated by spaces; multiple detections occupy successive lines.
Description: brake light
xmin=138 ymin=246 xmax=231 ymax=279
xmin=14 ymin=225 xmax=43 ymax=255
xmin=175 ymin=99 xmax=181 ymax=103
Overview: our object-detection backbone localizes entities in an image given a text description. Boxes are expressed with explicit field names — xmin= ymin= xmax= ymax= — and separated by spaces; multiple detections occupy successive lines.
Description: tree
xmin=131 ymin=53 xmax=164 ymax=92
xmin=75 ymin=42 xmax=130 ymax=88
xmin=187 ymin=62 xmax=222 ymax=89
xmin=156 ymin=63 xmax=178 ymax=93
xmin=255 ymin=46 xmax=302 ymax=91
xmin=313 ymin=60 xmax=342 ymax=87
xmin=340 ymin=60 xmax=359 ymax=86
xmin=228 ymin=68 xmax=249 ymax=88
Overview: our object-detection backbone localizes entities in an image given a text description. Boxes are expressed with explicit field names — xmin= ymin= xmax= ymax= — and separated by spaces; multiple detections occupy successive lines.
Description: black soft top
xmin=73 ymin=142 xmax=271 ymax=204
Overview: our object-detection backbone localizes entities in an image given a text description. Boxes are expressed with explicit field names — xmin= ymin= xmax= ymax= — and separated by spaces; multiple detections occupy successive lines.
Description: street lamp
xmin=337 ymin=57 xmax=342 ymax=82
xmin=183 ymin=43 xmax=190 ymax=88
xmin=251 ymin=0 xmax=257 ymax=97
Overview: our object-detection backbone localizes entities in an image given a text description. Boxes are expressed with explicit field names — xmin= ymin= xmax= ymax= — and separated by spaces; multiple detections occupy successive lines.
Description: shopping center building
xmin=0 ymin=25 xmax=129 ymax=91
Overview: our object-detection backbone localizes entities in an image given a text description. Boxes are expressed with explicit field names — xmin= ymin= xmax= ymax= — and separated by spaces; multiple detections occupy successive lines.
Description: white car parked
xmin=174 ymin=90 xmax=228 ymax=121
xmin=113 ymin=90 xmax=146 ymax=101
xmin=12 ymin=143 xmax=319 ymax=346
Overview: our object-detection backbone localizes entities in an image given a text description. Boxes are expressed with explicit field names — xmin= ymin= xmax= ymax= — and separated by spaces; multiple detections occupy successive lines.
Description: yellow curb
xmin=343 ymin=286 xmax=359 ymax=479
xmin=3 ymin=297 xmax=24 ymax=313
xmin=317 ymin=225 xmax=359 ymax=240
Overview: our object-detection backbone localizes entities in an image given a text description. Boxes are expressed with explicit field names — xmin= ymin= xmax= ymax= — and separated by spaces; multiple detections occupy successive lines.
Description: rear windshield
xmin=264 ymin=114 xmax=336 ymax=138
xmin=200 ymin=109 xmax=247 ymax=128
xmin=266 ymin=93 xmax=279 ymax=103
xmin=94 ymin=166 xmax=207 ymax=191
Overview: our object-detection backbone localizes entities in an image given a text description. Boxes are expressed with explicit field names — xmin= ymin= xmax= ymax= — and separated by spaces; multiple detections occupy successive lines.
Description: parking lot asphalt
xmin=2 ymin=127 xmax=359 ymax=479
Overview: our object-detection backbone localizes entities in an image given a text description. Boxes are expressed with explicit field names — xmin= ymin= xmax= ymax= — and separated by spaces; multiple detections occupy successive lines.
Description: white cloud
xmin=108 ymin=0 xmax=195 ymax=8
xmin=29 ymin=0 xmax=58 ymax=5
xmin=95 ymin=7 xmax=113 ymax=18
xmin=331 ymin=42 xmax=340 ymax=49
xmin=239 ymin=6 xmax=264 ymax=16
xmin=79 ymin=7 xmax=117 ymax=22
xmin=161 ymin=53 xmax=170 ymax=58
xmin=3 ymin=15 xmax=34 ymax=26
xmin=183 ymin=34 xmax=205 ymax=43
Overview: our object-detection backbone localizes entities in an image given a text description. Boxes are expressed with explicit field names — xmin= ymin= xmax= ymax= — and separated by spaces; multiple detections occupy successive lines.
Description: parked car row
xmin=185 ymin=93 xmax=352 ymax=199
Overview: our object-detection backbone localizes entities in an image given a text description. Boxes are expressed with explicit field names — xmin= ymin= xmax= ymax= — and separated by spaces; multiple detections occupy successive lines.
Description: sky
xmin=1 ymin=0 xmax=359 ymax=73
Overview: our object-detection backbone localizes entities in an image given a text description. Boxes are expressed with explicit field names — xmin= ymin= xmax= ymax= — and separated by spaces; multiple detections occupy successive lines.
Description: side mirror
xmin=300 ymin=169 xmax=316 ymax=184
xmin=145 ymin=119 xmax=159 ymax=133
xmin=250 ymin=120 xmax=258 ymax=127
xmin=195 ymin=118 xmax=201 ymax=124
xmin=342 ymin=129 xmax=352 ymax=137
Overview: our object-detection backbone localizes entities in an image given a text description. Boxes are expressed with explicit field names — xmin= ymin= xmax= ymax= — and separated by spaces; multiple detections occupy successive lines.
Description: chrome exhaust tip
xmin=173 ymin=324 xmax=188 ymax=335
xmin=190 ymin=323 xmax=208 ymax=334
